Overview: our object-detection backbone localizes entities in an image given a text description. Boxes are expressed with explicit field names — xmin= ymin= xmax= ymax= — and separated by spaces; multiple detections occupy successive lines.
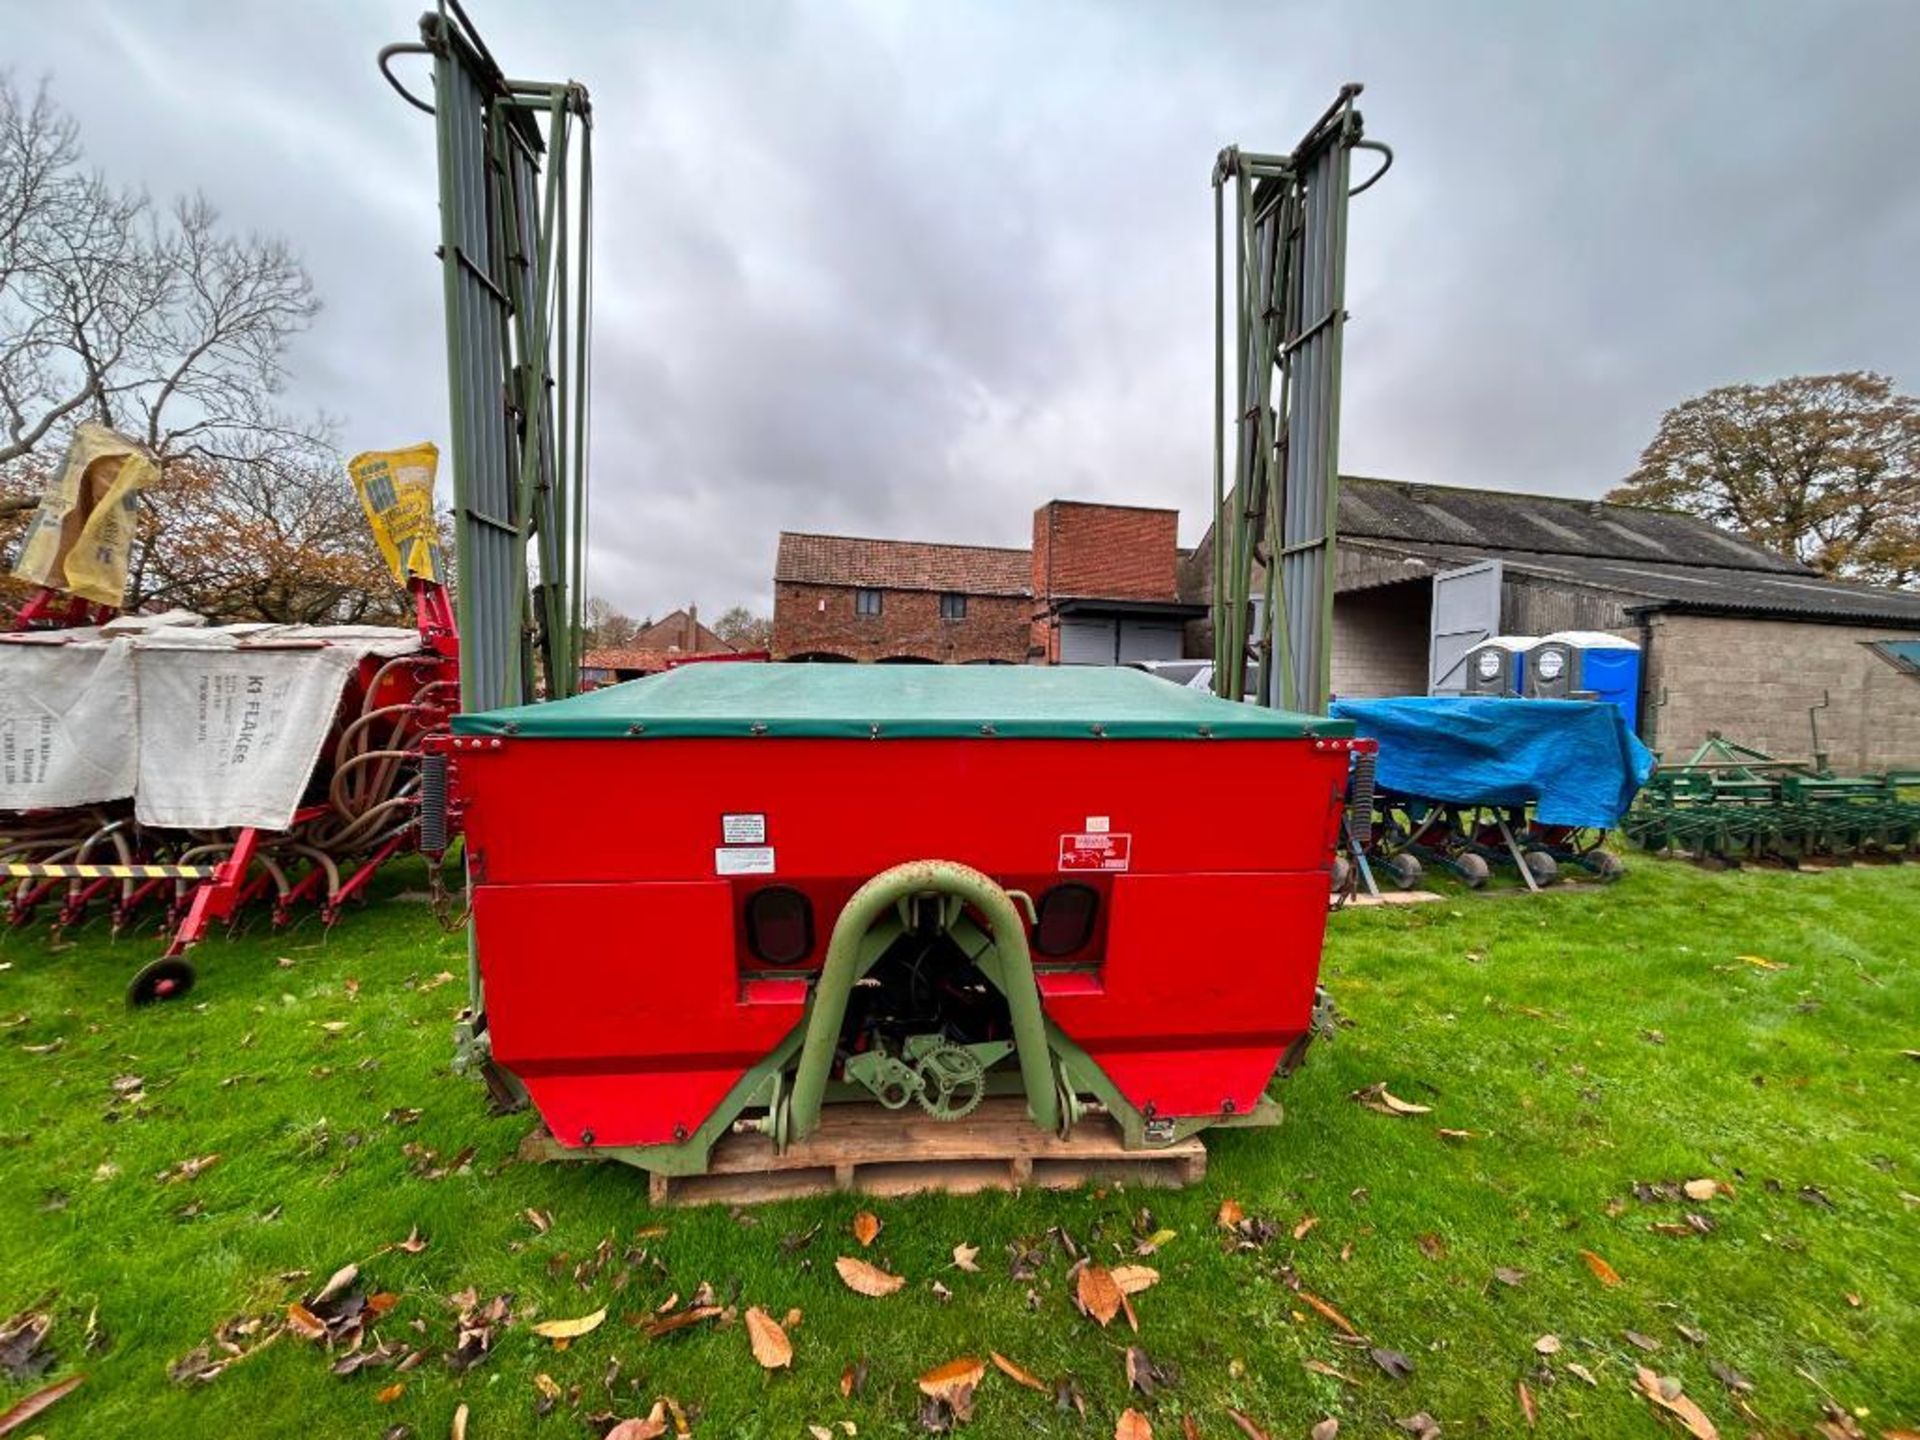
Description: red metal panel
xmin=474 ymin=880 xmax=804 ymax=1147
xmin=1042 ymin=871 xmax=1329 ymax=1118
xmin=457 ymin=738 xmax=1348 ymax=883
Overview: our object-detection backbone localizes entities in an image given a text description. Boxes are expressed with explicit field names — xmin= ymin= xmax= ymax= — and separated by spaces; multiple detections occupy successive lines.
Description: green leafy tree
xmin=1608 ymin=372 xmax=1920 ymax=588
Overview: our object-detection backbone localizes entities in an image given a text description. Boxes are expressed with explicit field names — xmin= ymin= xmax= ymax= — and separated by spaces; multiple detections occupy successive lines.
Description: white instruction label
xmin=715 ymin=845 xmax=776 ymax=876
xmin=1085 ymin=815 xmax=1111 ymax=834
xmin=721 ymin=812 xmax=767 ymax=844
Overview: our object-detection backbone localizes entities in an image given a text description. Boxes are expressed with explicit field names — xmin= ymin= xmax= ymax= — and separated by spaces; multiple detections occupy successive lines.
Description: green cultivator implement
xmin=1625 ymin=734 xmax=1920 ymax=865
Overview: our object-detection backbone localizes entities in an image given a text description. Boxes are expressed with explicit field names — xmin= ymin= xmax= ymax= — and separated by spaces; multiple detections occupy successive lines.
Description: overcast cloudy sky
xmin=11 ymin=1 xmax=1920 ymax=617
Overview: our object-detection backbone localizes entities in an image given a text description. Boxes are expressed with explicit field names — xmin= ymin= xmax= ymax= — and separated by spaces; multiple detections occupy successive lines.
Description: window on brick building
xmin=855 ymin=588 xmax=883 ymax=616
xmin=939 ymin=592 xmax=967 ymax=621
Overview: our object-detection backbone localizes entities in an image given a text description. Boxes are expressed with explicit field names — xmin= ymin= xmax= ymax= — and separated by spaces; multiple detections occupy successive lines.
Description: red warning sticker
xmin=1058 ymin=831 xmax=1131 ymax=872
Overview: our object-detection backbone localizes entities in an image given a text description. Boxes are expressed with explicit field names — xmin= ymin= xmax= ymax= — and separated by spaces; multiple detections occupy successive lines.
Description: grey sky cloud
xmin=11 ymin=1 xmax=1919 ymax=618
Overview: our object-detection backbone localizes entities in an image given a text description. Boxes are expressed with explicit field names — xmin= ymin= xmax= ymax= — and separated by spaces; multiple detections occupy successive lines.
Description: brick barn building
xmin=772 ymin=501 xmax=1201 ymax=665
xmin=580 ymin=607 xmax=739 ymax=685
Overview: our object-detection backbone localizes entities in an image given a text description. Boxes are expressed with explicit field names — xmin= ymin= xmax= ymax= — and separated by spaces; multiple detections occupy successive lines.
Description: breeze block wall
xmin=772 ymin=582 xmax=1030 ymax=663
xmin=1642 ymin=613 xmax=1920 ymax=772
xmin=1331 ymin=583 xmax=1432 ymax=699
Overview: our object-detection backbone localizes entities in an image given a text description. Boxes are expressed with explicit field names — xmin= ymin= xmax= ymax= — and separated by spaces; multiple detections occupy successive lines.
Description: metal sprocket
xmin=913 ymin=1042 xmax=986 ymax=1121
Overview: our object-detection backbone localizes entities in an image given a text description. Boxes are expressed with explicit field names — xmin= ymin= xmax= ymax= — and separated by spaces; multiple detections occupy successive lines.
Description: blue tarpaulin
xmin=1329 ymin=697 xmax=1655 ymax=830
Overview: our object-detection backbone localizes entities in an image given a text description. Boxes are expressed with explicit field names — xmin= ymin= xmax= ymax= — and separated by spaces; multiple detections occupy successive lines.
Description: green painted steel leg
xmin=786 ymin=858 xmax=1060 ymax=1144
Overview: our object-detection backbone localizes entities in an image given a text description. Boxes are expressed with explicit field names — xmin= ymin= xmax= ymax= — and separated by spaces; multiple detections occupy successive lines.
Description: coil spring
xmin=419 ymin=753 xmax=448 ymax=854
xmin=1349 ymin=749 xmax=1376 ymax=847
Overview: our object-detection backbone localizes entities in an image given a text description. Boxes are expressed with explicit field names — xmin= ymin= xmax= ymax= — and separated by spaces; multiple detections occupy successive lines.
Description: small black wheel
xmin=1329 ymin=854 xmax=1353 ymax=895
xmin=128 ymin=956 xmax=196 ymax=1006
xmin=1454 ymin=852 xmax=1491 ymax=889
xmin=1523 ymin=850 xmax=1561 ymax=886
xmin=1385 ymin=853 xmax=1423 ymax=890
xmin=1586 ymin=850 xmax=1626 ymax=882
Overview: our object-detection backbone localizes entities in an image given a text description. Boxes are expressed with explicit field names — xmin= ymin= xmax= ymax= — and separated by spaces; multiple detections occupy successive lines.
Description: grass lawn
xmin=1 ymin=856 xmax=1916 ymax=1438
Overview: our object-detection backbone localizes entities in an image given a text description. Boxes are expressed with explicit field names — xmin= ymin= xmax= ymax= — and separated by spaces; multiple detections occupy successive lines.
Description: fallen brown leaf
xmin=376 ymin=1382 xmax=405 ymax=1404
xmin=1125 ymin=1346 xmax=1177 ymax=1397
xmin=156 ymin=1153 xmax=221 ymax=1184
xmin=1370 ymin=1347 xmax=1415 ymax=1380
xmin=835 ymin=1256 xmax=905 ymax=1298
xmin=314 ymin=1263 xmax=360 ymax=1305
xmin=1310 ymin=1421 xmax=1338 ymax=1440
xmin=1217 ymin=1198 xmax=1245 ymax=1228
xmin=394 ymin=1227 xmax=428 ymax=1255
xmin=1683 ymin=1178 xmax=1731 ymax=1202
xmin=1351 ymin=1082 xmax=1432 ymax=1116
xmin=1111 ymin=1264 xmax=1159 ymax=1296
xmin=641 ymin=1305 xmax=722 ymax=1339
xmin=744 ymin=1307 xmax=792 ymax=1369
xmin=1293 ymin=1215 xmax=1320 ymax=1241
xmin=952 ymin=1242 xmax=980 ymax=1272
xmin=1226 ymin=1410 xmax=1272 ymax=1440
xmin=0 ymin=1373 xmax=82 ymax=1435
xmin=1579 ymin=1248 xmax=1622 ymax=1286
xmin=451 ymin=1402 xmax=469 ymax=1440
xmin=1075 ymin=1264 xmax=1124 ymax=1327
xmin=606 ymin=1406 xmax=669 ymax=1440
xmin=1518 ymin=1378 xmax=1537 ymax=1427
xmin=918 ymin=1356 xmax=985 ymax=1401
xmin=286 ymin=1303 xmax=328 ymax=1342
xmin=1116 ymin=1408 xmax=1153 ymax=1440
xmin=1534 ymin=1334 xmax=1562 ymax=1355
xmin=852 ymin=1210 xmax=881 ymax=1247
xmin=1303 ymin=1358 xmax=1355 ymax=1383
xmin=1298 ymin=1291 xmax=1361 ymax=1337
xmin=991 ymin=1352 xmax=1047 ymax=1391
xmin=1634 ymin=1365 xmax=1719 ymax=1440
xmin=840 ymin=1356 xmax=869 ymax=1398
xmin=531 ymin=1307 xmax=606 ymax=1341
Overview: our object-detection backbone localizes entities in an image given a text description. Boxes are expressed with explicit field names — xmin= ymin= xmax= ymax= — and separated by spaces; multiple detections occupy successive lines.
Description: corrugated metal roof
xmin=1338 ymin=476 xmax=1805 ymax=574
xmin=776 ymin=531 xmax=1032 ymax=597
xmin=1347 ymin=539 xmax=1920 ymax=626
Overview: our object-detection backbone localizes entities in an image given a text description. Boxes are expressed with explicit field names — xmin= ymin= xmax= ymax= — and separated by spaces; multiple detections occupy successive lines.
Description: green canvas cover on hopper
xmin=453 ymin=662 xmax=1351 ymax=741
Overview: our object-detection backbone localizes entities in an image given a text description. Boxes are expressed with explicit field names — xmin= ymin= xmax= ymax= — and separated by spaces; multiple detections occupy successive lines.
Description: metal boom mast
xmin=382 ymin=1 xmax=593 ymax=713
xmin=1212 ymin=85 xmax=1388 ymax=714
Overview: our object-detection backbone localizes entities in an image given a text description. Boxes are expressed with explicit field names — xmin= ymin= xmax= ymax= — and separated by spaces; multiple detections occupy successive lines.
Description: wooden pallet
xmin=523 ymin=1098 xmax=1207 ymax=1208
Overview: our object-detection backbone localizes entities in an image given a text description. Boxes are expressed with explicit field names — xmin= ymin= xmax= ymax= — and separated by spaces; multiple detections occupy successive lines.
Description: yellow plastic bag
xmin=10 ymin=422 xmax=157 ymax=608
xmin=348 ymin=442 xmax=443 ymax=586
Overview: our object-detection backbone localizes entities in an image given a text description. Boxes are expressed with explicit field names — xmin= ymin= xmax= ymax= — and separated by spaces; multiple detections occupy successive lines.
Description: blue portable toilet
xmin=1527 ymin=631 xmax=1642 ymax=727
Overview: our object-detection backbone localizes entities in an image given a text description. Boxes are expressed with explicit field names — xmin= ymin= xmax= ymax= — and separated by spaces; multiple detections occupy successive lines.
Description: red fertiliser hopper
xmin=441 ymin=664 xmax=1358 ymax=1184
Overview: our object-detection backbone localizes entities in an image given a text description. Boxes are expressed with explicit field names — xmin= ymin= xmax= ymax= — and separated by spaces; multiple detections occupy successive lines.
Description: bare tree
xmin=1609 ymin=372 xmax=1920 ymax=588
xmin=582 ymin=595 xmax=641 ymax=650
xmin=712 ymin=604 xmax=772 ymax=650
xmin=0 ymin=74 xmax=400 ymax=622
